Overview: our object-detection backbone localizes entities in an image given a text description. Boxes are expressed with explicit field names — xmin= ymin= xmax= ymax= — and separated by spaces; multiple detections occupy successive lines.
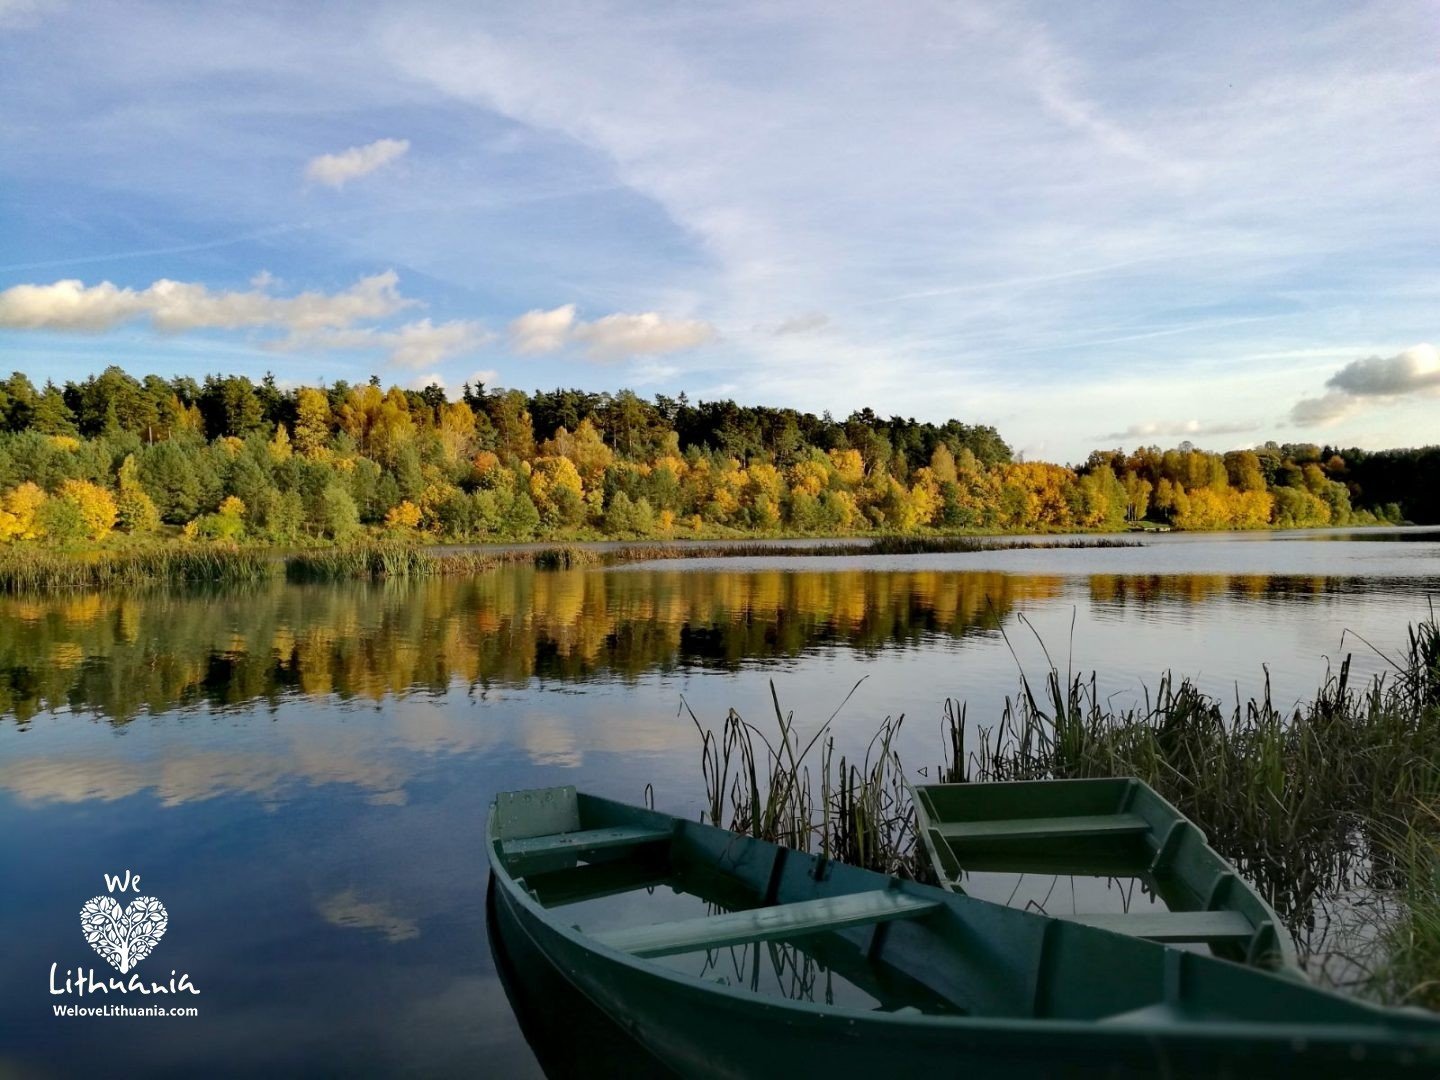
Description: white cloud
xmin=303 ymin=137 xmax=410 ymax=188
xmin=572 ymin=311 xmax=714 ymax=359
xmin=280 ymin=318 xmax=490 ymax=369
xmin=508 ymin=304 xmax=714 ymax=360
xmin=386 ymin=319 xmax=487 ymax=368
xmin=508 ymin=304 xmax=575 ymax=354
xmin=468 ymin=368 xmax=499 ymax=389
xmin=0 ymin=271 xmax=410 ymax=333
xmin=1100 ymin=418 xmax=1261 ymax=442
xmin=1290 ymin=344 xmax=1439 ymax=426
xmin=1326 ymin=343 xmax=1440 ymax=397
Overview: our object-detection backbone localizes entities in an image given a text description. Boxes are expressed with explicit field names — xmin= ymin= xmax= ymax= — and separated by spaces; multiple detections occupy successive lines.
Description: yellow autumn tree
xmin=542 ymin=418 xmax=614 ymax=488
xmin=529 ymin=456 xmax=585 ymax=526
xmin=828 ymin=448 xmax=865 ymax=487
xmin=58 ymin=480 xmax=118 ymax=540
xmin=115 ymin=454 xmax=160 ymax=534
xmin=0 ymin=483 xmax=47 ymax=541
xmin=268 ymin=423 xmax=293 ymax=462
xmin=788 ymin=459 xmax=828 ymax=497
xmin=294 ymin=387 xmax=332 ymax=457
xmin=436 ymin=401 xmax=477 ymax=464
xmin=384 ymin=500 xmax=423 ymax=530
xmin=929 ymin=444 xmax=958 ymax=485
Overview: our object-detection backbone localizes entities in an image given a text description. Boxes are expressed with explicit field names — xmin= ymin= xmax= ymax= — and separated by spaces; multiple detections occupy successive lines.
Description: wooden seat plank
xmin=504 ymin=825 xmax=673 ymax=860
xmin=1068 ymin=909 xmax=1254 ymax=943
xmin=593 ymin=890 xmax=940 ymax=959
xmin=938 ymin=814 xmax=1150 ymax=843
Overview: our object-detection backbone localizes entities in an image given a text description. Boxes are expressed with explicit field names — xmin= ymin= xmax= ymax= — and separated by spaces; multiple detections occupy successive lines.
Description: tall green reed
xmin=684 ymin=680 xmax=919 ymax=874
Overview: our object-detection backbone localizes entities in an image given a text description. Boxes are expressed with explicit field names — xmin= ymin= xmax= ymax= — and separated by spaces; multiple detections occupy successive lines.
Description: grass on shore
xmin=0 ymin=545 xmax=275 ymax=591
xmin=0 ymin=534 xmax=1139 ymax=592
xmin=684 ymin=680 xmax=921 ymax=878
xmin=1370 ymin=809 xmax=1440 ymax=1010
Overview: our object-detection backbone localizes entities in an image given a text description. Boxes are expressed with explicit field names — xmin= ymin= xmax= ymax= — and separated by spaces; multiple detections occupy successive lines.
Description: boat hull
xmin=491 ymin=867 xmax=1438 ymax=1079
xmin=487 ymin=789 xmax=1440 ymax=1078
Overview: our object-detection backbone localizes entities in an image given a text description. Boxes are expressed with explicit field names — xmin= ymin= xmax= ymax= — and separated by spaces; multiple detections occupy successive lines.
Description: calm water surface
xmin=2 ymin=527 xmax=1438 ymax=1076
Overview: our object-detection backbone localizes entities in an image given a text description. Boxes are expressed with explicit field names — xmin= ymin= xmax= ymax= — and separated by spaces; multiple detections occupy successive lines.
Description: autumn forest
xmin=0 ymin=366 xmax=1436 ymax=548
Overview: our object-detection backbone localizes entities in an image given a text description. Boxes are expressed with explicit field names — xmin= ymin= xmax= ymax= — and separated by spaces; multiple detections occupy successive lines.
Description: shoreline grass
xmin=0 ymin=534 xmax=1140 ymax=592
xmin=683 ymin=679 xmax=923 ymax=878
xmin=1372 ymin=810 xmax=1440 ymax=1010
xmin=0 ymin=546 xmax=276 ymax=592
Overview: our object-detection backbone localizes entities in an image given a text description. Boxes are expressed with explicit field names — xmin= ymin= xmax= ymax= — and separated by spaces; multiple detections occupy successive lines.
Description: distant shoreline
xmin=1 ymin=524 xmax=1436 ymax=594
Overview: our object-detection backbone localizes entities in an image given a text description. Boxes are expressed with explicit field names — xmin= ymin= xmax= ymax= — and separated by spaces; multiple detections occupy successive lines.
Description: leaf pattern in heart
xmin=80 ymin=895 xmax=169 ymax=974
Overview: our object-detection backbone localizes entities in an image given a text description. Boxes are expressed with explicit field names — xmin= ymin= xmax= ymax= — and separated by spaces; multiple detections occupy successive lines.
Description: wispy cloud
xmin=770 ymin=312 xmax=829 ymax=336
xmin=304 ymin=138 xmax=410 ymax=189
xmin=1099 ymin=419 xmax=1261 ymax=443
xmin=572 ymin=311 xmax=714 ymax=359
xmin=0 ymin=0 xmax=57 ymax=30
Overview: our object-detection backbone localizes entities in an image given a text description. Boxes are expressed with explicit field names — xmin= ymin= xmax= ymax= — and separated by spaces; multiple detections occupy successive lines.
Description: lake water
xmin=2 ymin=527 xmax=1438 ymax=1076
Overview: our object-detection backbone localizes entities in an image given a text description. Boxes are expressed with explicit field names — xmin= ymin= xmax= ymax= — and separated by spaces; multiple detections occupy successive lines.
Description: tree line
xmin=0 ymin=366 xmax=1432 ymax=546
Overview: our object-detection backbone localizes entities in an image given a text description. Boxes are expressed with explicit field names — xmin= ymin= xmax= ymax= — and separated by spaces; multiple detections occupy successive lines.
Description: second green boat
xmin=910 ymin=776 xmax=1299 ymax=972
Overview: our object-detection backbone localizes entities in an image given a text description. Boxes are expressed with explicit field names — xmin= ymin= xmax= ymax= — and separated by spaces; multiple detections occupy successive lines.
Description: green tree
xmin=316 ymin=483 xmax=360 ymax=540
xmin=136 ymin=441 xmax=202 ymax=523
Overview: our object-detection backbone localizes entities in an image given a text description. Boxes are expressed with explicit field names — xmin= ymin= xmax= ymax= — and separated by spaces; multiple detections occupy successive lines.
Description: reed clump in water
xmin=606 ymin=535 xmax=1140 ymax=564
xmin=285 ymin=544 xmax=443 ymax=581
xmin=0 ymin=533 xmax=1141 ymax=592
xmin=685 ymin=681 xmax=920 ymax=876
xmin=530 ymin=545 xmax=603 ymax=570
xmin=0 ymin=545 xmax=275 ymax=592
xmin=284 ymin=542 xmax=615 ymax=580
xmin=1372 ymin=809 xmax=1440 ymax=1011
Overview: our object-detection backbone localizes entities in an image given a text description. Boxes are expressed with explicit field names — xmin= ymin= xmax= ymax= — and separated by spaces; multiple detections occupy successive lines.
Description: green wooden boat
xmin=488 ymin=786 xmax=1440 ymax=1077
xmin=910 ymin=777 xmax=1300 ymax=973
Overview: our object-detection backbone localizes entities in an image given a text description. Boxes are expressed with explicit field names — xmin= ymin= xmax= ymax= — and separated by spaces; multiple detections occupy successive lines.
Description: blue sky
xmin=1 ymin=1 xmax=1436 ymax=461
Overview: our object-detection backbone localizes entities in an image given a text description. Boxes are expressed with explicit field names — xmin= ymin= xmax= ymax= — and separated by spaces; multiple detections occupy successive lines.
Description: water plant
xmin=684 ymin=680 xmax=920 ymax=876
xmin=0 ymin=545 xmax=275 ymax=592
xmin=1371 ymin=810 xmax=1440 ymax=1010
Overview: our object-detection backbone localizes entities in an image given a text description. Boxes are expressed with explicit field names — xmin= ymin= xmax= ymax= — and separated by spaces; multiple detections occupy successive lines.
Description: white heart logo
xmin=80 ymin=895 xmax=168 ymax=974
